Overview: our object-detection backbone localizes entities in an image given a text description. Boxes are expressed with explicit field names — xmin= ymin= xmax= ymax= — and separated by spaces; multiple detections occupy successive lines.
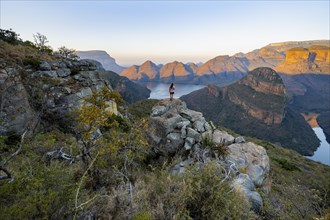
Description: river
xmin=307 ymin=127 xmax=330 ymax=166
xmin=144 ymin=82 xmax=330 ymax=166
xmin=144 ymin=82 xmax=205 ymax=100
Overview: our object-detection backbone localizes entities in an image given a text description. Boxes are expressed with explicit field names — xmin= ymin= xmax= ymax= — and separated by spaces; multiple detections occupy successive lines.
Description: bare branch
xmin=74 ymin=151 xmax=99 ymax=219
xmin=0 ymin=130 xmax=27 ymax=182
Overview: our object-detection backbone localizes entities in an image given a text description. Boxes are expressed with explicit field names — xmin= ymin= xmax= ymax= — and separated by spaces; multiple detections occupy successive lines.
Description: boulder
xmin=151 ymin=106 xmax=167 ymax=117
xmin=235 ymin=136 xmax=246 ymax=143
xmin=184 ymin=137 xmax=195 ymax=150
xmin=193 ymin=119 xmax=206 ymax=132
xmin=166 ymin=132 xmax=184 ymax=154
xmin=148 ymin=99 xmax=209 ymax=156
xmin=212 ymin=129 xmax=235 ymax=145
xmin=226 ymin=142 xmax=270 ymax=187
xmin=57 ymin=68 xmax=71 ymax=77
xmin=39 ymin=62 xmax=51 ymax=71
xmin=187 ymin=127 xmax=202 ymax=142
xmin=233 ymin=174 xmax=263 ymax=213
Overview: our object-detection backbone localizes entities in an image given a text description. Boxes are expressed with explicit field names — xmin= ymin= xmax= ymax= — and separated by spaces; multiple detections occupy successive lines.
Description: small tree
xmin=58 ymin=46 xmax=79 ymax=60
xmin=0 ymin=28 xmax=21 ymax=44
xmin=33 ymin=32 xmax=50 ymax=52
xmin=74 ymin=87 xmax=124 ymax=165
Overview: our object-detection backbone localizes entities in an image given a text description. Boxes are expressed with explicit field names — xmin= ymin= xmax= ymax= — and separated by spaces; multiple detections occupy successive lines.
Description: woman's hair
xmin=170 ymin=83 xmax=174 ymax=88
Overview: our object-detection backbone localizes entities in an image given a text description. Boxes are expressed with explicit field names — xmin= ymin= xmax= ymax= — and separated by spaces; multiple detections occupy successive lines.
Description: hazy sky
xmin=1 ymin=1 xmax=329 ymax=66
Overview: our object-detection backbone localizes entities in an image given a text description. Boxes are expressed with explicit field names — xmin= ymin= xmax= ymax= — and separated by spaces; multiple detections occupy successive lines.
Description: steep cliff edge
xmin=275 ymin=46 xmax=330 ymax=74
xmin=181 ymin=67 xmax=319 ymax=155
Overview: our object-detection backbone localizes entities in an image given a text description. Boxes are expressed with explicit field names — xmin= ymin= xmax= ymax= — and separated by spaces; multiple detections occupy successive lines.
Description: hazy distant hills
xmin=76 ymin=50 xmax=125 ymax=74
xmin=121 ymin=40 xmax=329 ymax=85
xmin=181 ymin=67 xmax=320 ymax=155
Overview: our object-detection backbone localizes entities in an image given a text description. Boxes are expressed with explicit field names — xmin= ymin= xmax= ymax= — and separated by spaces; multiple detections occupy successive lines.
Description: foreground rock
xmin=0 ymin=59 xmax=149 ymax=136
xmin=148 ymin=99 xmax=270 ymax=212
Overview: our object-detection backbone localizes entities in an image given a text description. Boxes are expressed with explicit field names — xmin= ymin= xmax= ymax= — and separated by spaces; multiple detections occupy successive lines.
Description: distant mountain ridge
xmin=181 ymin=67 xmax=320 ymax=155
xmin=76 ymin=50 xmax=125 ymax=74
xmin=121 ymin=40 xmax=329 ymax=85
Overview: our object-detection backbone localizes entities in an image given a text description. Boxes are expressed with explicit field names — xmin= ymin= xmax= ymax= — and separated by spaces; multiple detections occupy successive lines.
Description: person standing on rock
xmin=169 ymin=83 xmax=175 ymax=101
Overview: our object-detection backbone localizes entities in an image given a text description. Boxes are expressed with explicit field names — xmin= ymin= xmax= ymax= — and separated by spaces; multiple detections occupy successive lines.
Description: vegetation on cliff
xmin=1 ymin=98 xmax=329 ymax=219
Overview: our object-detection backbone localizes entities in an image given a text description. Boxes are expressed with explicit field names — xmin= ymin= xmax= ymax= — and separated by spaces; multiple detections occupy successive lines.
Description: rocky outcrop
xmin=0 ymin=65 xmax=37 ymax=136
xmin=0 ymin=58 xmax=150 ymax=136
xmin=147 ymin=99 xmax=270 ymax=212
xmin=181 ymin=67 xmax=320 ymax=155
xmin=76 ymin=50 xmax=124 ymax=74
xmin=0 ymin=59 xmax=116 ymax=135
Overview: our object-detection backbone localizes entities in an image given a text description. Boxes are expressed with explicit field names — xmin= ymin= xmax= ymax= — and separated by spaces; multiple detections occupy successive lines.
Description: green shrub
xmin=273 ymin=157 xmax=300 ymax=171
xmin=23 ymin=58 xmax=40 ymax=69
xmin=106 ymin=114 xmax=131 ymax=132
xmin=128 ymin=161 xmax=249 ymax=219
xmin=128 ymin=99 xmax=159 ymax=119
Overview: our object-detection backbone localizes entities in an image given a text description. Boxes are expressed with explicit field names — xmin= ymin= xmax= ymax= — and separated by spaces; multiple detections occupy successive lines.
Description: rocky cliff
xmin=181 ymin=67 xmax=320 ymax=155
xmin=0 ymin=42 xmax=150 ymax=136
xmin=275 ymin=46 xmax=330 ymax=74
xmin=76 ymin=50 xmax=125 ymax=74
xmin=148 ymin=99 xmax=270 ymax=212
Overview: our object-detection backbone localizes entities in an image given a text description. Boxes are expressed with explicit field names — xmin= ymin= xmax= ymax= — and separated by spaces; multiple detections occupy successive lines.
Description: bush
xmin=106 ymin=114 xmax=131 ymax=132
xmin=0 ymin=29 xmax=21 ymax=44
xmin=22 ymin=58 xmax=41 ymax=69
xmin=123 ymin=161 xmax=249 ymax=219
xmin=273 ymin=157 xmax=300 ymax=171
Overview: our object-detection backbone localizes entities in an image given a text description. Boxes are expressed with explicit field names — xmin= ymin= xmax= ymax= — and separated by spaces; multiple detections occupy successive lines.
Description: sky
xmin=1 ymin=0 xmax=329 ymax=66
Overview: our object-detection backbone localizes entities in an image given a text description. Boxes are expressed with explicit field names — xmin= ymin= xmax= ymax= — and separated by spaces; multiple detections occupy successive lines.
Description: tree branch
xmin=0 ymin=130 xmax=27 ymax=182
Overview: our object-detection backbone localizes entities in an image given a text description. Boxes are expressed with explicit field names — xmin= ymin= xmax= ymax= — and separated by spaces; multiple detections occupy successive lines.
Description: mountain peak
xmin=238 ymin=67 xmax=285 ymax=97
xmin=142 ymin=60 xmax=157 ymax=66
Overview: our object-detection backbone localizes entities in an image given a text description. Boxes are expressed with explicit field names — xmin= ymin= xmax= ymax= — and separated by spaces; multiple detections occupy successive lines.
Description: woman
xmin=169 ymin=83 xmax=175 ymax=101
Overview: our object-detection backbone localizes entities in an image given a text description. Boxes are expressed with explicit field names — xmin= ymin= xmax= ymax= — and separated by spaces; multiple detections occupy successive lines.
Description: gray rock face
xmin=233 ymin=174 xmax=263 ymax=213
xmin=213 ymin=130 xmax=235 ymax=145
xmin=0 ymin=66 xmax=37 ymax=136
xmin=56 ymin=68 xmax=71 ymax=77
xmin=0 ymin=59 xmax=116 ymax=136
xmin=148 ymin=99 xmax=208 ymax=156
xmin=39 ymin=62 xmax=51 ymax=71
xmin=226 ymin=142 xmax=270 ymax=187
xmin=235 ymin=136 xmax=246 ymax=143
